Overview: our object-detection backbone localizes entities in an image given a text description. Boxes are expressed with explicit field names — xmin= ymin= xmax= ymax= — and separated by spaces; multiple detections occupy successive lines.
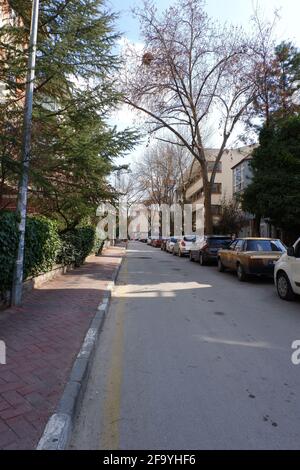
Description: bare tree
xmin=133 ymin=141 xmax=192 ymax=207
xmin=121 ymin=0 xmax=263 ymax=233
xmin=114 ymin=169 xmax=144 ymax=209
xmin=246 ymin=7 xmax=278 ymax=129
xmin=248 ymin=9 xmax=300 ymax=128
xmin=216 ymin=197 xmax=247 ymax=237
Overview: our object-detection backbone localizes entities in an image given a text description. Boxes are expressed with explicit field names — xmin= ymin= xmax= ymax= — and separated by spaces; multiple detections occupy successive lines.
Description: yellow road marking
xmin=101 ymin=258 xmax=127 ymax=450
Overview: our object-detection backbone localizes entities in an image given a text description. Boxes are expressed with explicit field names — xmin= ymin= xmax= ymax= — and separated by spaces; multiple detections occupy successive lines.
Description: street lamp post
xmin=11 ymin=0 xmax=40 ymax=306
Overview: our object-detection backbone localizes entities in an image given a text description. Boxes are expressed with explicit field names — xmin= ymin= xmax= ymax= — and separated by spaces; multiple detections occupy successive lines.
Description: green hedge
xmin=0 ymin=212 xmax=19 ymax=292
xmin=24 ymin=216 xmax=61 ymax=279
xmin=57 ymin=226 xmax=96 ymax=267
xmin=0 ymin=211 xmax=97 ymax=293
xmin=0 ymin=212 xmax=61 ymax=292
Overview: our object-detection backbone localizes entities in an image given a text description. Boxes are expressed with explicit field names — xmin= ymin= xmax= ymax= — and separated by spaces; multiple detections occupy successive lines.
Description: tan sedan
xmin=218 ymin=238 xmax=286 ymax=282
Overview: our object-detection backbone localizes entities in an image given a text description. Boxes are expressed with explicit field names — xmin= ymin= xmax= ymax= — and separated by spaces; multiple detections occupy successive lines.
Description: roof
xmin=236 ymin=237 xmax=280 ymax=241
xmin=231 ymin=155 xmax=252 ymax=170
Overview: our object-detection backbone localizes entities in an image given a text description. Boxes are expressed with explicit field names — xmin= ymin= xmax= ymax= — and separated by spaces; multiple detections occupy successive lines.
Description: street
xmin=70 ymin=241 xmax=300 ymax=450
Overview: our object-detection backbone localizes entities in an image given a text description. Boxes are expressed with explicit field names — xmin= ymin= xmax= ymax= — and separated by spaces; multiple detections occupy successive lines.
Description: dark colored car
xmin=190 ymin=235 xmax=232 ymax=265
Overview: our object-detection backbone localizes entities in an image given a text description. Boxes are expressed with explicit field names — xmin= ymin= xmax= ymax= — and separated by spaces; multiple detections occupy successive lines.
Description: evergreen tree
xmin=242 ymin=116 xmax=300 ymax=243
xmin=0 ymin=0 xmax=137 ymax=227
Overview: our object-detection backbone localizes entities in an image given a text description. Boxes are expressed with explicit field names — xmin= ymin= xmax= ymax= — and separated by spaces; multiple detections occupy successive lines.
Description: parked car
xmin=218 ymin=238 xmax=286 ymax=282
xmin=161 ymin=237 xmax=170 ymax=251
xmin=190 ymin=235 xmax=232 ymax=265
xmin=173 ymin=235 xmax=196 ymax=257
xmin=151 ymin=237 xmax=162 ymax=248
xmin=275 ymin=237 xmax=300 ymax=301
xmin=166 ymin=237 xmax=180 ymax=253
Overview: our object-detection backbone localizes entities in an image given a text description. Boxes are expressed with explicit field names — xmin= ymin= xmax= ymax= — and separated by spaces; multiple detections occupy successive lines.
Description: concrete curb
xmin=36 ymin=250 xmax=124 ymax=450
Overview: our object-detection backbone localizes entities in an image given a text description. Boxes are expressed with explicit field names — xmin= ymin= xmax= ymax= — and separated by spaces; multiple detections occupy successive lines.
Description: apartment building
xmin=232 ymin=153 xmax=278 ymax=238
xmin=184 ymin=145 xmax=255 ymax=226
xmin=232 ymin=155 xmax=253 ymax=194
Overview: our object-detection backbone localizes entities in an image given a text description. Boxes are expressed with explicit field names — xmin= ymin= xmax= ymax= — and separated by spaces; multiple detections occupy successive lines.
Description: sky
xmin=106 ymin=0 xmax=300 ymax=167
xmin=108 ymin=0 xmax=300 ymax=45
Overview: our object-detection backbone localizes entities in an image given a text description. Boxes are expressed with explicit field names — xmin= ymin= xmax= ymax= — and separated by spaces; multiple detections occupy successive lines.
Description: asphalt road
xmin=70 ymin=241 xmax=300 ymax=450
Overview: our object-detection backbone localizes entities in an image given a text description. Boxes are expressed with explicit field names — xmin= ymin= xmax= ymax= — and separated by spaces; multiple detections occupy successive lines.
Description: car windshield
xmin=184 ymin=236 xmax=196 ymax=242
xmin=246 ymin=239 xmax=285 ymax=252
xmin=208 ymin=238 xmax=231 ymax=248
xmin=170 ymin=238 xmax=177 ymax=243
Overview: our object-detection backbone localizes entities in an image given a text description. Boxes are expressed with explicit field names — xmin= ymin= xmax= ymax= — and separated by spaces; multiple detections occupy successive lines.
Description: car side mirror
xmin=287 ymin=246 xmax=295 ymax=257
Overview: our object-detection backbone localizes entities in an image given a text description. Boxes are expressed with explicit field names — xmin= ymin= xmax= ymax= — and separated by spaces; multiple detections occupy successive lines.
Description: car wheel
xmin=199 ymin=253 xmax=206 ymax=266
xmin=218 ymin=258 xmax=225 ymax=272
xmin=276 ymin=271 xmax=295 ymax=301
xmin=190 ymin=252 xmax=195 ymax=262
xmin=237 ymin=263 xmax=247 ymax=282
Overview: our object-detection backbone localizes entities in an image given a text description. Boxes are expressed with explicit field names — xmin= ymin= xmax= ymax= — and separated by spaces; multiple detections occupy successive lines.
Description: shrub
xmin=94 ymin=236 xmax=105 ymax=255
xmin=57 ymin=226 xmax=96 ymax=267
xmin=0 ymin=212 xmax=61 ymax=292
xmin=0 ymin=213 xmax=96 ymax=294
xmin=0 ymin=212 xmax=19 ymax=292
xmin=24 ymin=216 xmax=61 ymax=279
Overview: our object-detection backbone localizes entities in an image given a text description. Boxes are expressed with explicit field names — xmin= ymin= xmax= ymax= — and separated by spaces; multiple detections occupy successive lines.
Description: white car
xmin=275 ymin=237 xmax=300 ymax=300
xmin=173 ymin=235 xmax=196 ymax=257
xmin=166 ymin=237 xmax=180 ymax=253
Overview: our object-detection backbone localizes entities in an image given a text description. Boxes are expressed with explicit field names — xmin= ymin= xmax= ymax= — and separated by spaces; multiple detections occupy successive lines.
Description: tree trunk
xmin=203 ymin=176 xmax=213 ymax=235
xmin=252 ymin=214 xmax=261 ymax=237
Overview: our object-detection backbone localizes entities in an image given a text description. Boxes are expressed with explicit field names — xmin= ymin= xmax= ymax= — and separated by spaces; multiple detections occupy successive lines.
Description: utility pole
xmin=11 ymin=0 xmax=40 ymax=306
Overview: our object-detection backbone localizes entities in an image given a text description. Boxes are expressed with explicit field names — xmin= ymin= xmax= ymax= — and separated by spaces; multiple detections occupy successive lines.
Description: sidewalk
xmin=0 ymin=246 xmax=125 ymax=450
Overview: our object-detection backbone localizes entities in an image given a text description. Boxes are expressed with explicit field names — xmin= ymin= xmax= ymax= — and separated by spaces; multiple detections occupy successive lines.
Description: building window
xmin=207 ymin=161 xmax=222 ymax=173
xmin=234 ymin=165 xmax=244 ymax=193
xmin=211 ymin=183 xmax=222 ymax=194
xmin=211 ymin=205 xmax=221 ymax=216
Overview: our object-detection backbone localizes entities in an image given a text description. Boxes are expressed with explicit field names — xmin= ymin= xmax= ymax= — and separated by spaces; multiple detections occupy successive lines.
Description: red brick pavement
xmin=0 ymin=246 xmax=125 ymax=450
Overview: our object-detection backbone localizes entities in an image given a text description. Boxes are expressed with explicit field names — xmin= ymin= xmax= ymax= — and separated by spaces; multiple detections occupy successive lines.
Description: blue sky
xmin=108 ymin=0 xmax=300 ymax=45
